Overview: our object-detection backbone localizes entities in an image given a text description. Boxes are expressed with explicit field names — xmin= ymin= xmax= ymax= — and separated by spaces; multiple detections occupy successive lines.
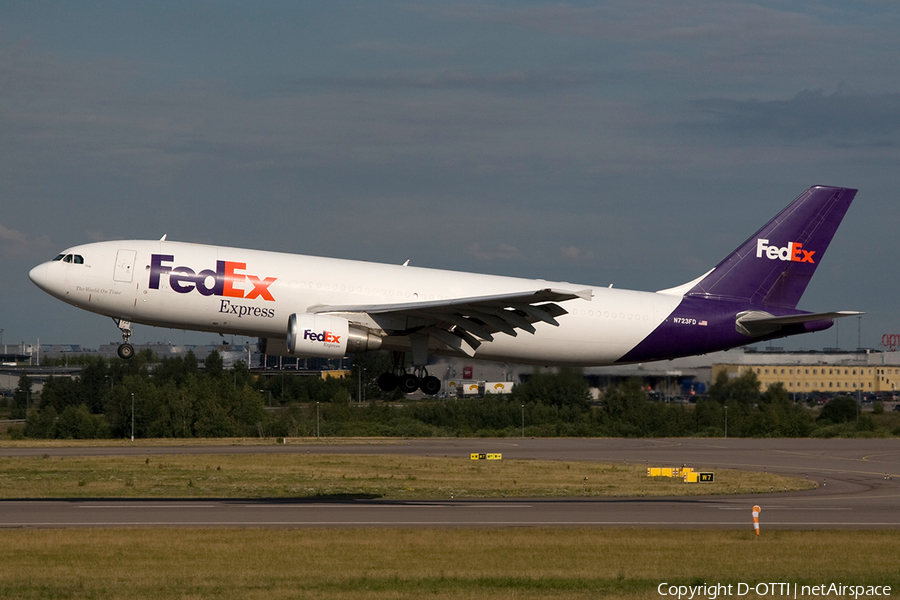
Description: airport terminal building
xmin=430 ymin=347 xmax=900 ymax=399
xmin=713 ymin=353 xmax=900 ymax=396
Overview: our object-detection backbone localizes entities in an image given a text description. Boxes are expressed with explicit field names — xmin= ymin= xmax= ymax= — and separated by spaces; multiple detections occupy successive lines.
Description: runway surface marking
xmin=715 ymin=506 xmax=851 ymax=510
xmin=5 ymin=521 xmax=899 ymax=528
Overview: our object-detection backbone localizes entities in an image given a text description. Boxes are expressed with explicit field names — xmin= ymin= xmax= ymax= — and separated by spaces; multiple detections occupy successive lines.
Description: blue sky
xmin=2 ymin=1 xmax=898 ymax=352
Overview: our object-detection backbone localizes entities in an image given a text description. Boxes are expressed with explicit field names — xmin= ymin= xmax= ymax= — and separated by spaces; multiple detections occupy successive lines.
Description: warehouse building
xmin=712 ymin=349 xmax=900 ymax=396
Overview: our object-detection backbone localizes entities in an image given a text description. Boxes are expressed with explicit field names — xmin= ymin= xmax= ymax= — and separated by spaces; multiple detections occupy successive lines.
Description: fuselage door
xmin=114 ymin=249 xmax=137 ymax=283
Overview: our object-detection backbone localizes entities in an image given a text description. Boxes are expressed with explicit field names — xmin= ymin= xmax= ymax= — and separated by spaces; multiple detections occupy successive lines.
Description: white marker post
xmin=752 ymin=505 xmax=761 ymax=538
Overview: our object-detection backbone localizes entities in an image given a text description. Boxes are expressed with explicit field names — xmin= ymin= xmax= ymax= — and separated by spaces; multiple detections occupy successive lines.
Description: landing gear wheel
xmin=420 ymin=375 xmax=441 ymax=396
xmin=114 ymin=318 xmax=134 ymax=360
xmin=117 ymin=343 xmax=135 ymax=360
xmin=377 ymin=373 xmax=399 ymax=392
xmin=398 ymin=373 xmax=420 ymax=394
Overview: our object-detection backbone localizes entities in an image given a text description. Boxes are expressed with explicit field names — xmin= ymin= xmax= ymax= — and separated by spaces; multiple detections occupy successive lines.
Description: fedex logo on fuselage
xmin=149 ymin=254 xmax=277 ymax=301
xmin=304 ymin=329 xmax=341 ymax=345
xmin=755 ymin=239 xmax=815 ymax=263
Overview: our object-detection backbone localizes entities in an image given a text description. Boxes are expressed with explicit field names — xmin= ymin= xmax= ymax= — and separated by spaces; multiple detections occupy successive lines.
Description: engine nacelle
xmin=263 ymin=313 xmax=382 ymax=358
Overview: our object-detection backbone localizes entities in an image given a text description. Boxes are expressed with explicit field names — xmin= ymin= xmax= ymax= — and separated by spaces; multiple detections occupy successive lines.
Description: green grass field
xmin=0 ymin=528 xmax=896 ymax=599
xmin=0 ymin=452 xmax=812 ymax=499
xmin=0 ymin=444 xmax=886 ymax=599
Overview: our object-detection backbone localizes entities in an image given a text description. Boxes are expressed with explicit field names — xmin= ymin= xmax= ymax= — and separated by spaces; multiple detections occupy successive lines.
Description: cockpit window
xmin=52 ymin=253 xmax=84 ymax=264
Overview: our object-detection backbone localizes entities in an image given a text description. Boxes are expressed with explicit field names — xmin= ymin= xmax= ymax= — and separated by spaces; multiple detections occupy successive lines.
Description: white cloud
xmin=465 ymin=242 xmax=521 ymax=261
xmin=560 ymin=245 xmax=594 ymax=262
xmin=0 ymin=221 xmax=55 ymax=259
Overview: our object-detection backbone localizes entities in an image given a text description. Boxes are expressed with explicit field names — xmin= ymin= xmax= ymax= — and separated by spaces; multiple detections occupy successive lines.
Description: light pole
xmin=724 ymin=405 xmax=728 ymax=440
xmin=521 ymin=404 xmax=525 ymax=438
xmin=316 ymin=402 xmax=320 ymax=439
xmin=858 ymin=315 xmax=862 ymax=350
xmin=130 ymin=392 xmax=135 ymax=442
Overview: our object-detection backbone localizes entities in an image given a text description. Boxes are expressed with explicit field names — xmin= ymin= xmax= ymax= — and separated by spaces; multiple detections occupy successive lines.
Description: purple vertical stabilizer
xmin=686 ymin=186 xmax=856 ymax=309
xmin=616 ymin=185 xmax=858 ymax=364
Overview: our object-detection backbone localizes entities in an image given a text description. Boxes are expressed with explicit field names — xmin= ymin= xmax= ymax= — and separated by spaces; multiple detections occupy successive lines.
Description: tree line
xmin=6 ymin=352 xmax=898 ymax=439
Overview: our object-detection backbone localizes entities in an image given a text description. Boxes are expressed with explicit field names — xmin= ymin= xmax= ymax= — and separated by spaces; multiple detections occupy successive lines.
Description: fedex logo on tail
xmin=756 ymin=239 xmax=815 ymax=263
xmin=149 ymin=254 xmax=277 ymax=301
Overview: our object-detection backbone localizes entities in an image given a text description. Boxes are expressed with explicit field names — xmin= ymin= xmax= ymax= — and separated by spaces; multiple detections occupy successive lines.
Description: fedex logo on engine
xmin=304 ymin=330 xmax=341 ymax=345
xmin=755 ymin=239 xmax=815 ymax=263
xmin=149 ymin=254 xmax=277 ymax=301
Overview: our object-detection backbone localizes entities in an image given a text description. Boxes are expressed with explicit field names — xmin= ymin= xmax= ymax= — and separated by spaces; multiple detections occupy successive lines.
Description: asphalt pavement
xmin=1 ymin=438 xmax=897 ymax=529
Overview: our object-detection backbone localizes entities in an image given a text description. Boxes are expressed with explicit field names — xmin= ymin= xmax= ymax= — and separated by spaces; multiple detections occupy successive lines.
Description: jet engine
xmin=259 ymin=313 xmax=382 ymax=358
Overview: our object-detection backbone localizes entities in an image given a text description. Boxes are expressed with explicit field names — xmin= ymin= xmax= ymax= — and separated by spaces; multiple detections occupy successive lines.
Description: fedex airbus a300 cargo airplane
xmin=30 ymin=185 xmax=860 ymax=395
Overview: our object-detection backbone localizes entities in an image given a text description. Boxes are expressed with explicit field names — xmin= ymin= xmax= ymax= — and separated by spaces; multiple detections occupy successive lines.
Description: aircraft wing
xmin=309 ymin=288 xmax=593 ymax=357
xmin=735 ymin=310 xmax=864 ymax=337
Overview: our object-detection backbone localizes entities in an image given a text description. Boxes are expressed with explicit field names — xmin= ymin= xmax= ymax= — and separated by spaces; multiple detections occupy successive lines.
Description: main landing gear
xmin=115 ymin=318 xmax=134 ymax=360
xmin=377 ymin=352 xmax=441 ymax=395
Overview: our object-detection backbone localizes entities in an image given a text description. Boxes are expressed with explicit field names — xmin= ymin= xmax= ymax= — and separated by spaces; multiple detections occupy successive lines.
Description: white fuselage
xmin=29 ymin=240 xmax=683 ymax=366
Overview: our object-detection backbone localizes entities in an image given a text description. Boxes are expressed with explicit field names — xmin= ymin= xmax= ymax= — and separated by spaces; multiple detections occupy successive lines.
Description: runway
xmin=1 ymin=438 xmax=898 ymax=529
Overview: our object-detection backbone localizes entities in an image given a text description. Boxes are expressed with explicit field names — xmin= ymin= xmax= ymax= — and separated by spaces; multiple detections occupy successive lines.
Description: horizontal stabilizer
xmin=735 ymin=310 xmax=864 ymax=337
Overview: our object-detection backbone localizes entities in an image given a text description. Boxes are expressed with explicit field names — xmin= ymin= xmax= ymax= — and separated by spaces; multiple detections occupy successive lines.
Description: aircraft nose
xmin=29 ymin=263 xmax=49 ymax=291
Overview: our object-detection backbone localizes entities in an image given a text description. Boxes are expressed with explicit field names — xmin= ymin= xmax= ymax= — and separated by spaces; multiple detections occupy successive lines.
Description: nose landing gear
xmin=114 ymin=318 xmax=134 ymax=360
